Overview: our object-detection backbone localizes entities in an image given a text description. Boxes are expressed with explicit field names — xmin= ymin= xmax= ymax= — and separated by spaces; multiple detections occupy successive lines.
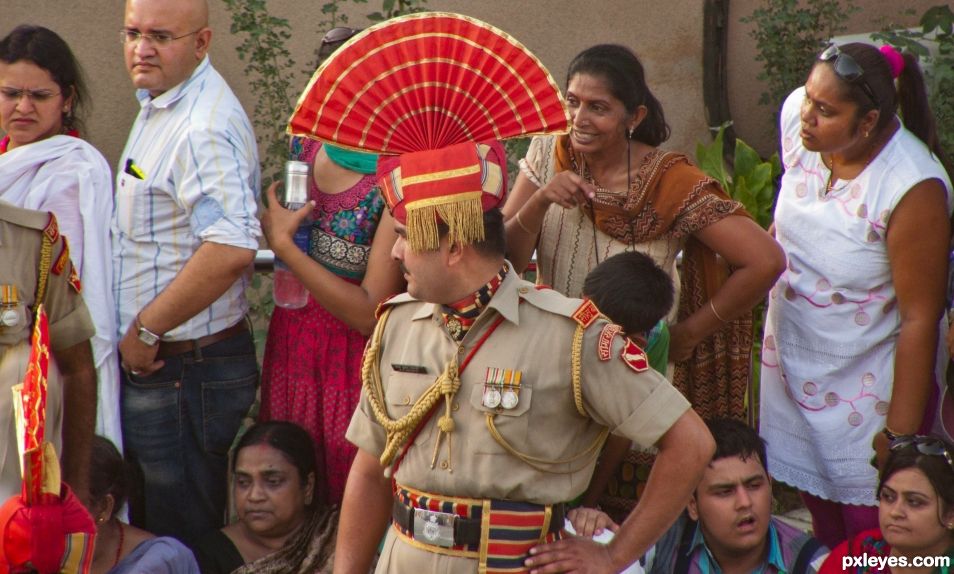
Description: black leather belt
xmin=392 ymin=498 xmax=565 ymax=546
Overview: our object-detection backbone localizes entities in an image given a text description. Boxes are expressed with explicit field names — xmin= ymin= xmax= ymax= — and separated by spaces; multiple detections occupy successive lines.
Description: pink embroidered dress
xmin=260 ymin=138 xmax=385 ymax=505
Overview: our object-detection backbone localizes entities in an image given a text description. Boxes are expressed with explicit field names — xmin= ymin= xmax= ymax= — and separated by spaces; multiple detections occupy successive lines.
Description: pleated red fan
xmin=287 ymin=12 xmax=569 ymax=154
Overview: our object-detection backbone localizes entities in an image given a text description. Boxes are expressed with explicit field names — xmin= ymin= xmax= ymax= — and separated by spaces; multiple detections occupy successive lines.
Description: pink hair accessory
xmin=880 ymin=45 xmax=905 ymax=78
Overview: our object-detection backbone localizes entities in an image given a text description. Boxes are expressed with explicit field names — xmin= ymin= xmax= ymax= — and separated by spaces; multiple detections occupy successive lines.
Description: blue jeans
xmin=121 ymin=329 xmax=258 ymax=547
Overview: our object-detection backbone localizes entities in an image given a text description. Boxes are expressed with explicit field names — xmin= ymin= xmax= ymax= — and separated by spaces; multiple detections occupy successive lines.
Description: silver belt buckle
xmin=413 ymin=507 xmax=457 ymax=548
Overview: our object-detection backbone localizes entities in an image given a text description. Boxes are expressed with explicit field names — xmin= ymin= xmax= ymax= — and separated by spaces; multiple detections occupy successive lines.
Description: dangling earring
xmin=864 ymin=129 xmax=870 ymax=138
xmin=62 ymin=107 xmax=74 ymax=133
xmin=628 ymin=126 xmax=635 ymax=139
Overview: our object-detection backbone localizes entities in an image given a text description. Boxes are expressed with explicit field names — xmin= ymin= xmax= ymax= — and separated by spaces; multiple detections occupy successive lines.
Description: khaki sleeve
xmin=345 ymin=385 xmax=388 ymax=457
xmin=580 ymin=326 xmax=690 ymax=449
xmin=42 ymin=239 xmax=94 ymax=351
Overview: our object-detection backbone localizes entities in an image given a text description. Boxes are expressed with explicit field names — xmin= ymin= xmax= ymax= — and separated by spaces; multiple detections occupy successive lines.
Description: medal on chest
xmin=0 ymin=285 xmax=20 ymax=327
xmin=483 ymin=367 xmax=522 ymax=410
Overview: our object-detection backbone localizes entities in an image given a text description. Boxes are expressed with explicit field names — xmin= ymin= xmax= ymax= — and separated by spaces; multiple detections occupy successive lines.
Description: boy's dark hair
xmin=582 ymin=251 xmax=673 ymax=336
xmin=706 ymin=418 xmax=768 ymax=473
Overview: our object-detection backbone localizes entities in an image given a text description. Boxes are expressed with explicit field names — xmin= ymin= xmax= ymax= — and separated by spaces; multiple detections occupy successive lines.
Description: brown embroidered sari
xmin=525 ymin=134 xmax=753 ymax=416
xmin=522 ymin=135 xmax=753 ymax=517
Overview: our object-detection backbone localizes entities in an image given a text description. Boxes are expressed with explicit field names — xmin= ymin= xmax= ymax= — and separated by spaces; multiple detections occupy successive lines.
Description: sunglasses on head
xmin=818 ymin=44 xmax=879 ymax=107
xmin=889 ymin=435 xmax=954 ymax=473
xmin=321 ymin=27 xmax=359 ymax=45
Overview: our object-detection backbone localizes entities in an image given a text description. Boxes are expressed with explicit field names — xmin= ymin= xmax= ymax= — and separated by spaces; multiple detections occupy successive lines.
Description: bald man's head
xmin=123 ymin=0 xmax=212 ymax=97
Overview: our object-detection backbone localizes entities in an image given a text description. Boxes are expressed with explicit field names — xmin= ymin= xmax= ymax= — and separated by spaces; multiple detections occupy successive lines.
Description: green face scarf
xmin=323 ymin=143 xmax=379 ymax=175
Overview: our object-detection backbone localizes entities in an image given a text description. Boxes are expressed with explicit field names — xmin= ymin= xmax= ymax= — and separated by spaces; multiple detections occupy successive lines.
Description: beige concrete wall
xmin=4 ymin=0 xmax=709 ymax=171
xmin=728 ymin=0 xmax=939 ymax=156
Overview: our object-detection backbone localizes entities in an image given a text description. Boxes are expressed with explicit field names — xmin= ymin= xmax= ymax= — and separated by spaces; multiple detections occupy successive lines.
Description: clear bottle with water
xmin=273 ymin=160 xmax=312 ymax=309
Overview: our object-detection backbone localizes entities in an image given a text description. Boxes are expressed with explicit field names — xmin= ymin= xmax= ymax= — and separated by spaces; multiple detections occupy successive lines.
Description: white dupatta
xmin=0 ymin=134 xmax=121 ymax=447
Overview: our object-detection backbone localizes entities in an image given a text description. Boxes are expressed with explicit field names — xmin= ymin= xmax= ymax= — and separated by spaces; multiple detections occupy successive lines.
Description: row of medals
xmin=482 ymin=369 xmax=521 ymax=410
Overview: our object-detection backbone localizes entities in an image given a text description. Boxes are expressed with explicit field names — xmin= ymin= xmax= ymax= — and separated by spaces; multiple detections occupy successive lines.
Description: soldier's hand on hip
xmin=525 ymin=536 xmax=621 ymax=574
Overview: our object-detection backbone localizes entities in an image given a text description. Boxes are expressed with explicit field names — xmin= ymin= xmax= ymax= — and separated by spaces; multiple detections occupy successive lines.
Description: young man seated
xmin=570 ymin=418 xmax=830 ymax=574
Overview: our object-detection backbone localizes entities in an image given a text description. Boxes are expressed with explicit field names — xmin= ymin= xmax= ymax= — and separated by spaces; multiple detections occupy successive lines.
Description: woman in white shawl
xmin=0 ymin=25 xmax=120 ymax=446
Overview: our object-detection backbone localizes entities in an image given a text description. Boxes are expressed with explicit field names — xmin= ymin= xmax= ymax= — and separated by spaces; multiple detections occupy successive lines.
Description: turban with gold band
xmin=288 ymin=12 xmax=570 ymax=251
xmin=0 ymin=306 xmax=95 ymax=574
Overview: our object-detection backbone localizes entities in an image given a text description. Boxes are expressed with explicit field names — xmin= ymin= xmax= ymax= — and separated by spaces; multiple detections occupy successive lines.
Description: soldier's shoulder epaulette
xmin=518 ymin=284 xmax=605 ymax=329
xmin=0 ymin=203 xmax=57 ymax=234
xmin=374 ymin=292 xmax=418 ymax=319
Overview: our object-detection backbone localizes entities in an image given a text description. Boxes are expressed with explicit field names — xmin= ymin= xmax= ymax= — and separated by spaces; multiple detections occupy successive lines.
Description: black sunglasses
xmin=321 ymin=27 xmax=359 ymax=45
xmin=818 ymin=44 xmax=879 ymax=107
xmin=889 ymin=435 xmax=954 ymax=473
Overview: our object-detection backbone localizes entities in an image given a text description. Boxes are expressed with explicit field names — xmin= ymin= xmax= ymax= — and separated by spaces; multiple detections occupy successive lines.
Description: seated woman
xmin=821 ymin=435 xmax=954 ymax=573
xmin=194 ymin=421 xmax=338 ymax=574
xmin=85 ymin=435 xmax=198 ymax=574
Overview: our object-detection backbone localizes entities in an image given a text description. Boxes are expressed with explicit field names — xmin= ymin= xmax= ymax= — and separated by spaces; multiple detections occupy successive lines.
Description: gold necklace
xmin=824 ymin=133 xmax=880 ymax=193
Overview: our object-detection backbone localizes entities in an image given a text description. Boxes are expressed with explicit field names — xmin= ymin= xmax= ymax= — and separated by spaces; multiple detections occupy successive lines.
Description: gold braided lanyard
xmin=35 ymin=230 xmax=54 ymax=308
xmin=483 ymin=322 xmax=609 ymax=474
xmin=362 ymin=307 xmax=508 ymax=472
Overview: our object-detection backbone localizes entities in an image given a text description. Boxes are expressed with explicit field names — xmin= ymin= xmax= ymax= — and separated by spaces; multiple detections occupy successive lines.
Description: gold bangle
xmin=514 ymin=211 xmax=535 ymax=235
xmin=708 ymin=300 xmax=729 ymax=323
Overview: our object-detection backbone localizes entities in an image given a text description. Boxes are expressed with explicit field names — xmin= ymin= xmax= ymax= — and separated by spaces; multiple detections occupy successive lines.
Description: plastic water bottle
xmin=273 ymin=160 xmax=311 ymax=309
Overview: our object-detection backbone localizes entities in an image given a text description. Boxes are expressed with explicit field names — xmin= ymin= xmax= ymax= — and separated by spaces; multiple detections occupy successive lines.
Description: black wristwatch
xmin=881 ymin=427 xmax=901 ymax=442
xmin=136 ymin=315 xmax=161 ymax=347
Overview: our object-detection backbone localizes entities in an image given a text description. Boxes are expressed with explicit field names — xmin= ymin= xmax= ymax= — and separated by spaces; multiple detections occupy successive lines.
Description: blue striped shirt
xmin=112 ymin=56 xmax=261 ymax=341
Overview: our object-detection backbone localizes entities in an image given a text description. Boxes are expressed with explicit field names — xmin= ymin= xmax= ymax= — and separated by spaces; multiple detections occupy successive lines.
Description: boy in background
xmin=579 ymin=251 xmax=674 ymax=509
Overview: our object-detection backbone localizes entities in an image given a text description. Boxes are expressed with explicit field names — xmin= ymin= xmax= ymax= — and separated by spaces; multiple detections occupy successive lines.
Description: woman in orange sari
xmin=503 ymin=44 xmax=784 ymax=519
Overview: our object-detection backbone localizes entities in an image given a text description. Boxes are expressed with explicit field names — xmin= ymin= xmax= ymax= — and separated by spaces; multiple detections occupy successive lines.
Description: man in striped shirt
xmin=112 ymin=0 xmax=261 ymax=546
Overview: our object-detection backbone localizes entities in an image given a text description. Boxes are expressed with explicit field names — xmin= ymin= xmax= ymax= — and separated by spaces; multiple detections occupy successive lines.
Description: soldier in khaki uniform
xmin=0 ymin=200 xmax=96 ymax=503
xmin=295 ymin=15 xmax=715 ymax=573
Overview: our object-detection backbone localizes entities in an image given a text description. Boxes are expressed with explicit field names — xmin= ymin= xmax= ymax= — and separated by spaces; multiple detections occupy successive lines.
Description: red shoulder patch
xmin=375 ymin=294 xmax=399 ymax=319
xmin=68 ymin=264 xmax=82 ymax=293
xmin=534 ymin=284 xmax=552 ymax=290
xmin=52 ymin=236 xmax=70 ymax=276
xmin=42 ymin=213 xmax=59 ymax=243
xmin=571 ymin=299 xmax=600 ymax=328
xmin=598 ymin=324 xmax=622 ymax=361
xmin=621 ymin=338 xmax=649 ymax=373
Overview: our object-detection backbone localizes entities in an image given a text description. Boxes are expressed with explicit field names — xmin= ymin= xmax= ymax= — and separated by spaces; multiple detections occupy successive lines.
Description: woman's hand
xmin=668 ymin=321 xmax=701 ymax=362
xmin=261 ymin=182 xmax=315 ymax=256
xmin=871 ymin=430 xmax=890 ymax=470
xmin=533 ymin=171 xmax=597 ymax=210
xmin=567 ymin=507 xmax=619 ymax=538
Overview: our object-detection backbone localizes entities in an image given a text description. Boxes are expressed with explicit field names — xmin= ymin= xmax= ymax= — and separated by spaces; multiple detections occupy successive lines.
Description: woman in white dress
xmin=760 ymin=42 xmax=953 ymax=548
xmin=0 ymin=25 xmax=119 ymax=445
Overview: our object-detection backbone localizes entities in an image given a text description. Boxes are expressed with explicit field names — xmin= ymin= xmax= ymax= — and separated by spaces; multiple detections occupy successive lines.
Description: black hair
xmin=232 ymin=421 xmax=318 ymax=505
xmin=0 ymin=24 xmax=89 ymax=133
xmin=878 ymin=436 xmax=954 ymax=525
xmin=582 ymin=251 xmax=673 ymax=336
xmin=566 ymin=44 xmax=670 ymax=146
xmin=815 ymin=42 xmax=950 ymax=179
xmin=437 ymin=207 xmax=507 ymax=258
xmin=88 ymin=435 xmax=130 ymax=518
xmin=706 ymin=418 xmax=768 ymax=473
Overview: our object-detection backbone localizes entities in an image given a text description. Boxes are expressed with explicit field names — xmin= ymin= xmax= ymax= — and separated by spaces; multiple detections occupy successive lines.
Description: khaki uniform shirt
xmin=0 ymin=201 xmax=95 ymax=500
xmin=347 ymin=267 xmax=690 ymax=572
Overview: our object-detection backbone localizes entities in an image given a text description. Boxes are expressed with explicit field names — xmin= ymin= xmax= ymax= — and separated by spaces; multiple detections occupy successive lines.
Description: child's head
xmin=582 ymin=251 xmax=674 ymax=339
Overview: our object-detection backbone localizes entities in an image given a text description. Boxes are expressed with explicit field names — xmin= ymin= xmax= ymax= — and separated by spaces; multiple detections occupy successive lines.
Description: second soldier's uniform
xmin=0 ymin=201 xmax=94 ymax=500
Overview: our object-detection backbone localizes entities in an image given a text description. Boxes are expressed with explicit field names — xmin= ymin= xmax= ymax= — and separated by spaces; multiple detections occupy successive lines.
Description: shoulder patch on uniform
xmin=598 ymin=323 xmax=622 ymax=361
xmin=621 ymin=338 xmax=649 ymax=373
xmin=571 ymin=299 xmax=600 ymax=328
xmin=68 ymin=264 xmax=82 ymax=293
xmin=375 ymin=292 xmax=416 ymax=319
xmin=42 ymin=213 xmax=59 ymax=243
xmin=53 ymin=235 xmax=70 ymax=276
xmin=519 ymin=287 xmax=603 ymax=325
xmin=534 ymin=284 xmax=551 ymax=290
